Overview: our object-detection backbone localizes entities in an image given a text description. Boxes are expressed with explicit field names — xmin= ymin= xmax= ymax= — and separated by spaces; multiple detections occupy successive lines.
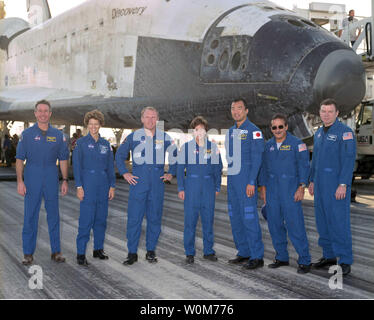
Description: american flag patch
xmin=298 ymin=143 xmax=307 ymax=152
xmin=343 ymin=132 xmax=353 ymax=140
xmin=253 ymin=131 xmax=263 ymax=139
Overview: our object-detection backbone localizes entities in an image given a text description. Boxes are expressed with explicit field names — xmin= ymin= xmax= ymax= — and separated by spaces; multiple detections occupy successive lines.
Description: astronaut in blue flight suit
xmin=309 ymin=99 xmax=356 ymax=276
xmin=73 ymin=110 xmax=116 ymax=266
xmin=225 ymin=98 xmax=265 ymax=270
xmin=177 ymin=116 xmax=223 ymax=264
xmin=259 ymin=114 xmax=311 ymax=274
xmin=16 ymin=100 xmax=69 ymax=265
xmin=116 ymin=107 xmax=177 ymax=265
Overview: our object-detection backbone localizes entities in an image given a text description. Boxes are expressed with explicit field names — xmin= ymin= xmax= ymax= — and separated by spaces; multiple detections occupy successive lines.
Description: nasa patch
xmin=327 ymin=134 xmax=337 ymax=141
xmin=100 ymin=145 xmax=108 ymax=154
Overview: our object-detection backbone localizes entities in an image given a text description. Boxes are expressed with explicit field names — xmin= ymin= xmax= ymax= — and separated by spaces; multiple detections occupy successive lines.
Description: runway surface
xmin=0 ymin=175 xmax=373 ymax=299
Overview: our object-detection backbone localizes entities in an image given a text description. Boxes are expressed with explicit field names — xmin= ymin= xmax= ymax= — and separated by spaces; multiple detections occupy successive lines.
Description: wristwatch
xmin=339 ymin=184 xmax=347 ymax=187
xmin=299 ymin=183 xmax=306 ymax=188
xmin=62 ymin=178 xmax=69 ymax=182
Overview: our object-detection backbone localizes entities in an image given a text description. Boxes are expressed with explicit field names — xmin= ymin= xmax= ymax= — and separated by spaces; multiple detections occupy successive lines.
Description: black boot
xmin=340 ymin=263 xmax=351 ymax=276
xmin=243 ymin=259 xmax=264 ymax=270
xmin=297 ymin=264 xmax=312 ymax=274
xmin=203 ymin=253 xmax=218 ymax=261
xmin=312 ymin=257 xmax=337 ymax=269
xmin=77 ymin=254 xmax=89 ymax=266
xmin=146 ymin=251 xmax=158 ymax=263
xmin=123 ymin=253 xmax=138 ymax=265
xmin=268 ymin=260 xmax=289 ymax=269
xmin=93 ymin=249 xmax=109 ymax=260
xmin=228 ymin=256 xmax=250 ymax=264
xmin=186 ymin=255 xmax=194 ymax=264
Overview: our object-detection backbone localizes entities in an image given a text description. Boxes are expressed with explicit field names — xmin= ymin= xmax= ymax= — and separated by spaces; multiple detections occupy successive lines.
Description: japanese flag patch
xmin=298 ymin=143 xmax=307 ymax=152
xmin=343 ymin=132 xmax=353 ymax=140
xmin=253 ymin=131 xmax=263 ymax=139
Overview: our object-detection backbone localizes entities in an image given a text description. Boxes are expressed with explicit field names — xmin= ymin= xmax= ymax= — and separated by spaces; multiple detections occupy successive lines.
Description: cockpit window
xmin=262 ymin=6 xmax=275 ymax=11
xmin=302 ymin=20 xmax=317 ymax=28
xmin=288 ymin=19 xmax=305 ymax=28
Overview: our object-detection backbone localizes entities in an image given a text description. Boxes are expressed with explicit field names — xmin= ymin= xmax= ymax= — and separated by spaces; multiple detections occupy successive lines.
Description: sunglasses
xmin=271 ymin=125 xmax=285 ymax=130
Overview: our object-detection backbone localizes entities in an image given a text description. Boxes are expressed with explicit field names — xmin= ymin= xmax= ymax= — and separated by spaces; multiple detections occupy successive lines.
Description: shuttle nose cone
xmin=313 ymin=49 xmax=365 ymax=115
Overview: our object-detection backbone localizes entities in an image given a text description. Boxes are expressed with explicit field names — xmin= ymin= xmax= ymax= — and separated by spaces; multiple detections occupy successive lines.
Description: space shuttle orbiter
xmin=0 ymin=0 xmax=366 ymax=139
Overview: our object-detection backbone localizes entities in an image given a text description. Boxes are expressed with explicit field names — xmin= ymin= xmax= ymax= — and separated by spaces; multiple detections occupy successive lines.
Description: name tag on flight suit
xmin=279 ymin=145 xmax=291 ymax=151
xmin=100 ymin=145 xmax=108 ymax=154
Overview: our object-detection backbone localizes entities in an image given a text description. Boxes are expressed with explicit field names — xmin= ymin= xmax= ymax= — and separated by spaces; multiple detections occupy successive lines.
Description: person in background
xmin=339 ymin=9 xmax=361 ymax=46
xmin=3 ymin=134 xmax=12 ymax=167
xmin=70 ymin=132 xmax=78 ymax=164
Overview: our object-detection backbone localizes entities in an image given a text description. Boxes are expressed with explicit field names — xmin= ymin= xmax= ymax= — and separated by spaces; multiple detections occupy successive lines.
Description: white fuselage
xmin=1 ymin=0 xmax=294 ymax=98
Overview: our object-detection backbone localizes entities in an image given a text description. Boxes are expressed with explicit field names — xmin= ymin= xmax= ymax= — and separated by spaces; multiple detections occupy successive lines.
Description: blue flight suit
xmin=115 ymin=129 xmax=177 ymax=254
xmin=225 ymin=118 xmax=264 ymax=259
xmin=73 ymin=134 xmax=116 ymax=255
xmin=16 ymin=123 xmax=69 ymax=255
xmin=259 ymin=132 xmax=311 ymax=265
xmin=310 ymin=120 xmax=356 ymax=265
xmin=177 ymin=139 xmax=223 ymax=256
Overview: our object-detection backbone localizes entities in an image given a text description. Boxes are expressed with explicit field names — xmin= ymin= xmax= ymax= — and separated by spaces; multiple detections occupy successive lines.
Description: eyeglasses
xmin=271 ymin=125 xmax=284 ymax=130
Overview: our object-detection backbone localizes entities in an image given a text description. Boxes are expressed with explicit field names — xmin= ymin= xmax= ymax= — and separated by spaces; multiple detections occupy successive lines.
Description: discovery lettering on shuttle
xmin=112 ymin=7 xmax=147 ymax=19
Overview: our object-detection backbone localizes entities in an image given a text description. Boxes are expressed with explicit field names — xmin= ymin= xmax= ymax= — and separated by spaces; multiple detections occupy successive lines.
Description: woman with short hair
xmin=177 ymin=116 xmax=223 ymax=264
xmin=73 ymin=110 xmax=116 ymax=266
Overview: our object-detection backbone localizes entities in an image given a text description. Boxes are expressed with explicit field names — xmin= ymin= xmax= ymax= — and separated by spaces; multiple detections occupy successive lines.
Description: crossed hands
xmin=123 ymin=172 xmax=173 ymax=186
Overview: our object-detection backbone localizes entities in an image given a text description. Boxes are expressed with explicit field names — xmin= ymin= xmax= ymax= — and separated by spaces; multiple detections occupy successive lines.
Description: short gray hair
xmin=141 ymin=106 xmax=159 ymax=118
